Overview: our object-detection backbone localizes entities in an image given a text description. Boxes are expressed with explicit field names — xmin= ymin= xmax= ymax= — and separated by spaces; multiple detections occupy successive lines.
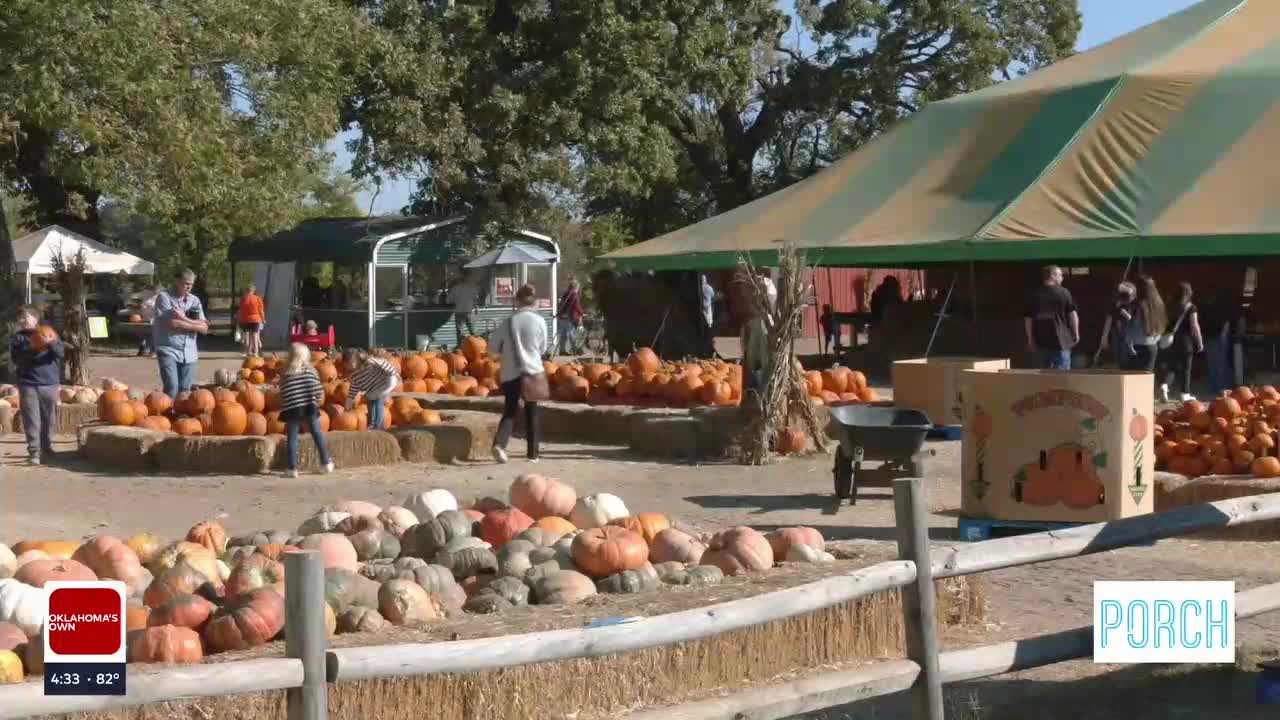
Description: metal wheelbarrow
xmin=827 ymin=405 xmax=934 ymax=506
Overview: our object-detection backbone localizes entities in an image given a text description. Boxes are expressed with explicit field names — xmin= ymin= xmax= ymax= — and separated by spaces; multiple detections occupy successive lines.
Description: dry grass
xmin=153 ymin=435 xmax=277 ymax=475
xmin=43 ymin=556 xmax=987 ymax=720
xmin=273 ymin=429 xmax=402 ymax=472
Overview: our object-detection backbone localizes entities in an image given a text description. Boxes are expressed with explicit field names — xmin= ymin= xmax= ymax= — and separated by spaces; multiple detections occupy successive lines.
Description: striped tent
xmin=603 ymin=0 xmax=1280 ymax=271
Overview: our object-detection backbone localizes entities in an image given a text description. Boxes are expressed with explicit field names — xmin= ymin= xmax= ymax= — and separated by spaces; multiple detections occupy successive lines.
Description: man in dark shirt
xmin=1024 ymin=265 xmax=1079 ymax=370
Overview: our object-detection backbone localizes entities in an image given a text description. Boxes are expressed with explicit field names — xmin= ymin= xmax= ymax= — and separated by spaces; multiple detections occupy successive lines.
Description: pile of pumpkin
xmin=542 ymin=347 xmax=743 ymax=407
xmin=802 ymin=366 xmax=879 ymax=407
xmin=0 ymin=380 xmax=112 ymax=409
xmin=0 ymin=477 xmax=829 ymax=680
xmin=1155 ymin=386 xmax=1280 ymax=479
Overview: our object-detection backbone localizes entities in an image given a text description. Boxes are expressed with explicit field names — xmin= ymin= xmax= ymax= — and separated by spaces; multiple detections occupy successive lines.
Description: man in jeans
xmin=153 ymin=269 xmax=209 ymax=398
xmin=1024 ymin=265 xmax=1079 ymax=370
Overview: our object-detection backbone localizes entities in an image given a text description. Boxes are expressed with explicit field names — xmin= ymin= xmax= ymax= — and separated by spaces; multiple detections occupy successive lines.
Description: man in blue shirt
xmin=153 ymin=269 xmax=209 ymax=398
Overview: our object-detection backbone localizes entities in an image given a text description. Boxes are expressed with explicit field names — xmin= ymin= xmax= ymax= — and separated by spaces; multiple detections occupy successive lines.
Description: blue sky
xmin=336 ymin=0 xmax=1204 ymax=216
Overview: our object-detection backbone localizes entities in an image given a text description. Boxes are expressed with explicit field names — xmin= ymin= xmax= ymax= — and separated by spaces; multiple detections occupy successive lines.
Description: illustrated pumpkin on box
xmin=961 ymin=369 xmax=1155 ymax=524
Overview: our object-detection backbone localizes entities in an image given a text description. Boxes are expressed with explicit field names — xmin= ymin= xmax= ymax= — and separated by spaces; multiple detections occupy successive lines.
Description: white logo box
xmin=43 ymin=580 xmax=128 ymax=665
xmin=1093 ymin=581 xmax=1235 ymax=664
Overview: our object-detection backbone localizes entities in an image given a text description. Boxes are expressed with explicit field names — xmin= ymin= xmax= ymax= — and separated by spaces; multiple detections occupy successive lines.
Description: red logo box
xmin=47 ymin=588 xmax=123 ymax=656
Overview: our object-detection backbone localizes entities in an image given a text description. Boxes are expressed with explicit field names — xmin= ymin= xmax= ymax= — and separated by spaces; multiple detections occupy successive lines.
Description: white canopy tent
xmin=15 ymin=225 xmax=155 ymax=302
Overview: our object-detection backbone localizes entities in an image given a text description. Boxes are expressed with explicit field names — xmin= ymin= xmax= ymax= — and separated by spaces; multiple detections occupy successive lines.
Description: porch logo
xmin=1094 ymin=581 xmax=1234 ymax=664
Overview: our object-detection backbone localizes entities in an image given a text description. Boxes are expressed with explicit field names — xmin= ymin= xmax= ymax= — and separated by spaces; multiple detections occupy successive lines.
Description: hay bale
xmin=1155 ymin=472 xmax=1280 ymax=540
xmin=153 ymin=435 xmax=277 ymax=475
xmin=272 ymin=430 xmax=401 ymax=472
xmin=629 ymin=416 xmax=706 ymax=460
xmin=0 ymin=404 xmax=15 ymax=433
xmin=80 ymin=426 xmax=166 ymax=471
xmin=397 ymin=394 xmax=505 ymax=414
xmin=8 ymin=401 xmax=98 ymax=435
xmin=392 ymin=412 xmax=497 ymax=464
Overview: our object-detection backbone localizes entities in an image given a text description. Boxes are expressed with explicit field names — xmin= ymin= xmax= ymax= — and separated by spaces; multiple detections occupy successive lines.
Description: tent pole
xmin=231 ymin=261 xmax=237 ymax=340
xmin=968 ymin=261 xmax=980 ymax=355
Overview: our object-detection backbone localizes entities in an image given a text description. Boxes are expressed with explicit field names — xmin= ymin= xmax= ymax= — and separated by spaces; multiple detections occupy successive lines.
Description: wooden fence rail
xmin=2 ymin=487 xmax=1279 ymax=720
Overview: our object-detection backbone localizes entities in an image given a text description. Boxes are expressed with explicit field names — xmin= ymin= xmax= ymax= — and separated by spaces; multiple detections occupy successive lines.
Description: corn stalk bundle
xmin=736 ymin=243 xmax=828 ymax=465
xmin=51 ymin=247 xmax=91 ymax=385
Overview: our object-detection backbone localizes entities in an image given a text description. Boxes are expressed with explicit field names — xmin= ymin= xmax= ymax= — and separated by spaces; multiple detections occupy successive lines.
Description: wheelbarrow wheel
xmin=833 ymin=448 xmax=855 ymax=501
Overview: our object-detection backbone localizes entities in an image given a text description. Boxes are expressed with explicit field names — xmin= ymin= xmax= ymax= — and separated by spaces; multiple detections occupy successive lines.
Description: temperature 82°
xmin=95 ymin=672 xmax=122 ymax=685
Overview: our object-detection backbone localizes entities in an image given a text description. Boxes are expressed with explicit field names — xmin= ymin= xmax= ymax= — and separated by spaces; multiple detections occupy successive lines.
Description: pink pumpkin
xmin=648 ymin=528 xmax=707 ymax=565
xmin=298 ymin=534 xmax=358 ymax=572
xmin=479 ymin=509 xmax=535 ymax=549
xmin=508 ymin=474 xmax=577 ymax=519
xmin=765 ymin=527 xmax=825 ymax=559
xmin=700 ymin=526 xmax=773 ymax=576
xmin=15 ymin=558 xmax=97 ymax=587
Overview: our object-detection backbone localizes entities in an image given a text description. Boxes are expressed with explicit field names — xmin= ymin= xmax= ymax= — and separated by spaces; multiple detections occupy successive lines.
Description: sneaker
xmin=1159 ymin=384 xmax=1170 ymax=403
xmin=322 ymin=462 xmax=335 ymax=474
xmin=283 ymin=469 xmax=299 ymax=479
xmin=26 ymin=452 xmax=40 ymax=466
xmin=528 ymin=457 xmax=540 ymax=464
xmin=492 ymin=446 xmax=508 ymax=464
xmin=1179 ymin=393 xmax=1196 ymax=402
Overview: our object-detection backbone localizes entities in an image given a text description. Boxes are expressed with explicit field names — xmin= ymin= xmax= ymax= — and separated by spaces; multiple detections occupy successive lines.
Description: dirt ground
xmin=5 ymin=350 xmax=1280 ymax=719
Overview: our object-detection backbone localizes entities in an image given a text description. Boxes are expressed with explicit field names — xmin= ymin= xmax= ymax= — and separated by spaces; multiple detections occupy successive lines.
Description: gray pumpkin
xmin=463 ymin=593 xmax=512 ymax=614
xmin=324 ymin=568 xmax=361 ymax=612
xmin=597 ymin=563 xmax=660 ymax=595
xmin=336 ymin=606 xmax=386 ymax=634
xmin=523 ymin=559 xmax=564 ymax=588
xmin=663 ymin=565 xmax=724 ymax=587
xmin=348 ymin=572 xmax=382 ymax=610
xmin=652 ymin=561 xmax=686 ymax=580
xmin=437 ymin=546 xmax=498 ymax=580
xmin=479 ymin=576 xmax=530 ymax=607
xmin=351 ymin=529 xmax=400 ymax=562
xmin=513 ymin=527 xmax=564 ymax=547
xmin=359 ymin=561 xmax=400 ymax=584
xmin=224 ymin=545 xmax=257 ymax=567
xmin=433 ymin=583 xmax=467 ymax=612
xmin=213 ymin=368 xmax=235 ymax=388
xmin=497 ymin=540 xmax=538 ymax=578
xmin=400 ymin=563 xmax=457 ymax=594
xmin=400 ymin=511 xmax=474 ymax=560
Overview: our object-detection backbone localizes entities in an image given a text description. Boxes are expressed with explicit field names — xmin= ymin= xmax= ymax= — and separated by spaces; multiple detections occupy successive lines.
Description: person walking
xmin=448 ymin=273 xmax=478 ymax=341
xmin=238 ymin=284 xmax=266 ymax=358
xmin=153 ymin=269 xmax=208 ymax=399
xmin=1023 ymin=265 xmax=1079 ymax=370
xmin=1159 ymin=282 xmax=1203 ymax=402
xmin=1095 ymin=282 xmax=1135 ymax=368
xmin=278 ymin=343 xmax=334 ymax=477
xmin=1124 ymin=276 xmax=1167 ymax=374
xmin=1201 ymin=289 xmax=1242 ymax=396
xmin=11 ymin=305 xmax=63 ymax=465
xmin=491 ymin=284 xmax=549 ymax=464
xmin=344 ymin=349 xmax=401 ymax=430
xmin=555 ymin=278 xmax=585 ymax=357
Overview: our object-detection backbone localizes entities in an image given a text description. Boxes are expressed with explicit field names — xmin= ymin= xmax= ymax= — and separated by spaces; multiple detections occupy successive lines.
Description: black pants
xmin=495 ymin=377 xmax=539 ymax=459
xmin=1126 ymin=344 xmax=1158 ymax=372
xmin=1163 ymin=347 xmax=1194 ymax=395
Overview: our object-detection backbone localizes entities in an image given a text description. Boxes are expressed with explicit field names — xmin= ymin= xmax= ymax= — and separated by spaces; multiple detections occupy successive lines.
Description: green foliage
xmin=347 ymin=0 xmax=1080 ymax=237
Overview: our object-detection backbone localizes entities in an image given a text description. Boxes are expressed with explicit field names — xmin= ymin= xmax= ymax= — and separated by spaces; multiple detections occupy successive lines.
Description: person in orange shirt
xmin=238 ymin=284 xmax=266 ymax=357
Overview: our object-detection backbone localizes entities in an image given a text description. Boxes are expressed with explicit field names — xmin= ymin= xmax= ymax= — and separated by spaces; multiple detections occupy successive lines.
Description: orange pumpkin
xmin=1252 ymin=455 xmax=1280 ymax=478
xmin=416 ymin=409 xmax=442 ymax=425
xmin=777 ymin=427 xmax=807 ymax=455
xmin=237 ymin=387 xmax=265 ymax=414
xmin=173 ymin=417 xmax=203 ymax=436
xmin=626 ymin=348 xmax=661 ymax=376
xmin=126 ymin=605 xmax=151 ymax=631
xmin=570 ymin=526 xmax=649 ymax=578
xmin=461 ymin=336 xmax=488 ymax=363
xmin=244 ymin=412 xmax=268 ymax=436
xmin=1233 ymin=450 xmax=1257 ymax=473
xmin=534 ymin=516 xmax=577 ymax=535
xmin=144 ymin=392 xmax=173 ymax=416
xmin=821 ymin=368 xmax=850 ymax=394
xmin=330 ymin=412 xmax=359 ymax=432
xmin=188 ymin=389 xmax=216 ymax=416
xmin=608 ymin=513 xmax=670 ymax=546
xmin=186 ymin=521 xmax=228 ymax=555
xmin=264 ymin=410 xmax=286 ymax=435
xmin=316 ymin=361 xmax=339 ymax=383
xmin=213 ymin=388 xmax=238 ymax=406
xmin=803 ymin=371 xmax=823 ymax=396
xmin=479 ymin=509 xmax=535 ymax=548
xmin=212 ymin=402 xmax=248 ymax=435
xmin=31 ymin=325 xmax=59 ymax=352
xmin=102 ymin=400 xmax=136 ymax=427
xmin=264 ymin=389 xmax=282 ymax=411
xmin=1211 ymin=395 xmax=1242 ymax=419
xmin=316 ymin=409 xmax=331 ymax=432
xmin=138 ymin=415 xmax=172 ymax=432
xmin=402 ymin=356 xmax=428 ymax=380
xmin=699 ymin=380 xmax=733 ymax=406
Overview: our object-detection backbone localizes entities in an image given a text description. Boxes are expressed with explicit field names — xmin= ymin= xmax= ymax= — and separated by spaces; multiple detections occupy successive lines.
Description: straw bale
xmin=15 ymin=401 xmax=100 ymax=435
xmin=80 ymin=426 xmax=166 ymax=471
xmin=1155 ymin=472 xmax=1280 ymax=540
xmin=0 ymin=404 xmax=15 ymax=432
xmin=393 ymin=412 xmax=497 ymax=464
xmin=271 ymin=430 xmax=401 ymax=472
xmin=629 ymin=416 xmax=706 ymax=460
xmin=152 ymin=435 xmax=277 ymax=475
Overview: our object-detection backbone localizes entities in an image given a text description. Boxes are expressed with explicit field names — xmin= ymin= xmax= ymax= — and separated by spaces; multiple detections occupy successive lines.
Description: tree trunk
xmin=0 ymin=197 xmax=14 ymax=381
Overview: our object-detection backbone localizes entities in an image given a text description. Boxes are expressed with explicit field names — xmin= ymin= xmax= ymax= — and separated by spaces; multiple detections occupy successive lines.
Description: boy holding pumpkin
xmin=11 ymin=305 xmax=64 ymax=465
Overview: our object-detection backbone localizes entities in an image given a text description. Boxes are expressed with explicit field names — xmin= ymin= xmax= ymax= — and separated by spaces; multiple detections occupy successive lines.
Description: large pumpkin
xmin=299 ymin=534 xmax=358 ymax=572
xmin=478 ymin=509 xmax=534 ymax=549
xmin=127 ymin=625 xmax=204 ymax=664
xmin=461 ymin=336 xmax=487 ymax=363
xmin=187 ymin=389 xmax=216 ymax=416
xmin=571 ymin=526 xmax=649 ymax=578
xmin=0 ymin=579 xmax=46 ymax=636
xmin=225 ymin=554 xmax=286 ymax=597
xmin=172 ymin=417 xmax=203 ymax=436
xmin=237 ymin=387 xmax=266 ymax=414
xmin=765 ymin=527 xmax=825 ymax=559
xmin=608 ymin=513 xmax=671 ymax=546
xmin=211 ymin=402 xmax=248 ymax=435
xmin=701 ymin=526 xmax=774 ymax=576
xmin=147 ymin=594 xmax=216 ymax=632
xmin=648 ymin=528 xmax=707 ymax=565
xmin=144 ymin=392 xmax=173 ymax=417
xmin=626 ymin=348 xmax=660 ymax=376
xmin=186 ymin=521 xmax=228 ymax=555
xmin=72 ymin=536 xmax=148 ymax=595
xmin=203 ymin=589 xmax=285 ymax=652
xmin=569 ymin=493 xmax=629 ymax=529
xmin=243 ymin=412 xmax=267 ymax=436
xmin=30 ymin=325 xmax=58 ymax=352
xmin=533 ymin=516 xmax=577 ymax=536
xmin=144 ymin=562 xmax=214 ymax=608
xmin=777 ymin=427 xmax=808 ymax=455
xmin=508 ymin=474 xmax=577 ymax=519
xmin=14 ymin=558 xmax=97 ymax=588
xmin=101 ymin=400 xmax=136 ymax=427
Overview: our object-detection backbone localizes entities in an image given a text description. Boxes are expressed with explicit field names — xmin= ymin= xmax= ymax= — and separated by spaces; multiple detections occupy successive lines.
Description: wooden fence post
xmin=893 ymin=477 xmax=945 ymax=720
xmin=284 ymin=550 xmax=328 ymax=720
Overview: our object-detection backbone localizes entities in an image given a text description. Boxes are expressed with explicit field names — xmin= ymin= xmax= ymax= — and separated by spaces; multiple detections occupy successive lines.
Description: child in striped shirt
xmin=279 ymin=343 xmax=334 ymax=478
xmin=344 ymin=349 xmax=401 ymax=431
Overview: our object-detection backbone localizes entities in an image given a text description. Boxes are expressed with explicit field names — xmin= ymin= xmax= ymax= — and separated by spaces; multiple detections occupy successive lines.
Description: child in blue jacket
xmin=10 ymin=305 xmax=64 ymax=465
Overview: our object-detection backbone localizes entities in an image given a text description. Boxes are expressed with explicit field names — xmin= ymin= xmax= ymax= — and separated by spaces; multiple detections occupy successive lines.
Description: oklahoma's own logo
xmin=44 ymin=581 xmax=127 ymax=663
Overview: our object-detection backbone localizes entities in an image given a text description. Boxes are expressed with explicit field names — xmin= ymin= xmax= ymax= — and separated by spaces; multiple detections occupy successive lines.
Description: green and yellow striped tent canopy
xmin=603 ymin=0 xmax=1280 ymax=271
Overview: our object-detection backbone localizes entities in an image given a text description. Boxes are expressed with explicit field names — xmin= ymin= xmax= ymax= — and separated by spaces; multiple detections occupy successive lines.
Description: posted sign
xmin=1094 ymin=581 xmax=1235 ymax=664
xmin=43 ymin=581 xmax=128 ymax=696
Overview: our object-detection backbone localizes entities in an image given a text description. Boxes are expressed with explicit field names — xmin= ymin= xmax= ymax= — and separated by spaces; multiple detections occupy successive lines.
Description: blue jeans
xmin=157 ymin=355 xmax=196 ymax=398
xmin=1205 ymin=339 xmax=1232 ymax=395
xmin=286 ymin=414 xmax=331 ymax=470
xmin=367 ymin=400 xmax=385 ymax=431
xmin=556 ymin=323 xmax=578 ymax=354
xmin=1038 ymin=349 xmax=1072 ymax=370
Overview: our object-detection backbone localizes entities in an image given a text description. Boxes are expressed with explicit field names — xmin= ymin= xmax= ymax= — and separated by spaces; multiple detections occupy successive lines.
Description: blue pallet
xmin=927 ymin=425 xmax=963 ymax=441
xmin=957 ymin=516 xmax=1157 ymax=546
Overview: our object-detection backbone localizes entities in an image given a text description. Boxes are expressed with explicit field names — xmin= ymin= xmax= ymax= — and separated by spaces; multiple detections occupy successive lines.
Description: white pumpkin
xmin=72 ymin=388 xmax=98 ymax=404
xmin=213 ymin=368 xmax=235 ymax=388
xmin=297 ymin=511 xmax=351 ymax=536
xmin=377 ymin=506 xmax=419 ymax=538
xmin=100 ymin=377 xmax=128 ymax=392
xmin=329 ymin=500 xmax=382 ymax=518
xmin=785 ymin=544 xmax=834 ymax=564
xmin=404 ymin=489 xmax=458 ymax=521
xmin=0 ymin=545 xmax=14 ymax=579
xmin=569 ymin=493 xmax=629 ymax=529
xmin=58 ymin=387 xmax=76 ymax=403
xmin=0 ymin=580 xmax=46 ymax=637
xmin=215 ymin=559 xmax=231 ymax=582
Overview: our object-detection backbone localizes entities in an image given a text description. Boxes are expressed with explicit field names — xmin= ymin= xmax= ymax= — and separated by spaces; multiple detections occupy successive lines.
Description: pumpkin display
xmin=129 ymin=624 xmax=205 ymax=664
xmin=608 ymin=513 xmax=671 ymax=546
xmin=101 ymin=399 xmax=137 ymax=426
xmin=225 ymin=554 xmax=286 ymax=597
xmin=0 ymin=579 xmax=46 ymax=636
xmin=147 ymin=594 xmax=216 ymax=632
xmin=203 ymin=589 xmax=285 ymax=652
xmin=569 ymin=493 xmax=630 ymax=529
xmin=532 ymin=570 xmax=597 ymax=605
xmin=765 ymin=527 xmax=825 ymax=559
xmin=571 ymin=526 xmax=648 ymax=579
xmin=186 ymin=521 xmax=228 ymax=555
xmin=700 ymin=526 xmax=774 ymax=576
xmin=144 ymin=392 xmax=173 ymax=416
xmin=404 ymin=489 xmax=458 ymax=521
xmin=509 ymin=474 xmax=577 ymax=519
xmin=378 ymin=579 xmax=440 ymax=625
xmin=72 ymin=536 xmax=148 ymax=594
xmin=211 ymin=401 xmax=248 ymax=436
xmin=14 ymin=558 xmax=97 ymax=588
xmin=144 ymin=562 xmax=214 ymax=608
xmin=299 ymin=534 xmax=358 ymax=572
xmin=478 ymin=509 xmax=535 ymax=548
xmin=648 ymin=528 xmax=707 ymax=565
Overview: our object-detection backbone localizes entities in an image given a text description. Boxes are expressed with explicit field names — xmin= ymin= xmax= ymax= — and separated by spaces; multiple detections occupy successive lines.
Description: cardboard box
xmin=892 ymin=357 xmax=1010 ymax=427
xmin=961 ymin=369 xmax=1155 ymax=523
